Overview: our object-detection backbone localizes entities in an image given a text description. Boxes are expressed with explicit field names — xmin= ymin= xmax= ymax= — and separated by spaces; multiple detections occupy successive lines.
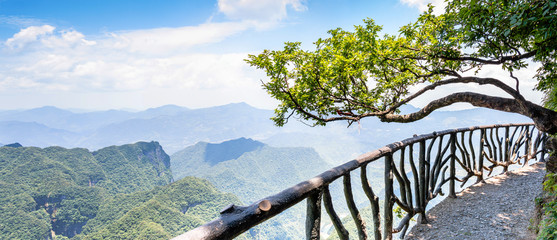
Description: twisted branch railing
xmin=174 ymin=123 xmax=547 ymax=240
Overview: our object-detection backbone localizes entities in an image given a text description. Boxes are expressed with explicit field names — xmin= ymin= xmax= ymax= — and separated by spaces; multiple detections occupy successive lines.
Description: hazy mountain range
xmin=0 ymin=103 xmax=531 ymax=165
xmin=0 ymin=103 xmax=277 ymax=154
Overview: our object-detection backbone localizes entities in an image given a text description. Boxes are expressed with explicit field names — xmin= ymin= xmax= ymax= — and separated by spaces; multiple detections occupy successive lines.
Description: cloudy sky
xmin=0 ymin=0 xmax=542 ymax=111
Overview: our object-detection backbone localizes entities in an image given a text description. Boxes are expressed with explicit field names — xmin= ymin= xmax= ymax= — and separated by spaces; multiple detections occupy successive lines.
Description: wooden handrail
xmin=174 ymin=123 xmax=546 ymax=240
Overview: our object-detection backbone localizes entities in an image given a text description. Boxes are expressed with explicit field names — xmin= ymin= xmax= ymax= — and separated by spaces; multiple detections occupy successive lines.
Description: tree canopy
xmin=246 ymin=0 xmax=557 ymax=133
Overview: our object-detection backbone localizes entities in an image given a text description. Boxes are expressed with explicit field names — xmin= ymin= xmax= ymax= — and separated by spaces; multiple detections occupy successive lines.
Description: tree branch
xmin=379 ymin=92 xmax=523 ymax=122
xmin=282 ymin=86 xmax=359 ymax=124
xmin=280 ymin=76 xmax=540 ymax=128
xmin=379 ymin=92 xmax=557 ymax=134
xmin=436 ymin=51 xmax=536 ymax=65
xmin=389 ymin=50 xmax=535 ymax=66
xmin=382 ymin=76 xmax=526 ymax=115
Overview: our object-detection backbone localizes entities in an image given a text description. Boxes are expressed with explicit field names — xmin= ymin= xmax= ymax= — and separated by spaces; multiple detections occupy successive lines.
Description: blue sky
xmin=0 ymin=0 xmax=542 ymax=110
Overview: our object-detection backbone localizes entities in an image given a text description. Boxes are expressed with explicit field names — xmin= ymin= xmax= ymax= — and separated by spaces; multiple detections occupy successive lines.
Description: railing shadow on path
xmin=174 ymin=123 xmax=548 ymax=240
xmin=405 ymin=162 xmax=544 ymax=240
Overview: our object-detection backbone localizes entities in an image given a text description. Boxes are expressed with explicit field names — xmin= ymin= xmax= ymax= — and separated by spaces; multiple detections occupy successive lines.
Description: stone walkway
xmin=405 ymin=162 xmax=545 ymax=240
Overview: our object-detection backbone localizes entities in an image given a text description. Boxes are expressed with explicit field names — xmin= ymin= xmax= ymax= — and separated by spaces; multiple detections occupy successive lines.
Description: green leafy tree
xmin=247 ymin=0 xmax=557 ymax=133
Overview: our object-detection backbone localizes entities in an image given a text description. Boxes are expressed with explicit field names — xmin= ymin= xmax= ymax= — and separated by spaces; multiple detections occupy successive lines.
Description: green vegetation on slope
xmin=538 ymin=172 xmax=557 ymax=239
xmin=0 ymin=141 xmax=174 ymax=239
xmin=171 ymin=138 xmax=331 ymax=203
xmin=92 ymin=141 xmax=173 ymax=194
xmin=537 ymin=90 xmax=557 ymax=239
xmin=83 ymin=176 xmax=240 ymax=240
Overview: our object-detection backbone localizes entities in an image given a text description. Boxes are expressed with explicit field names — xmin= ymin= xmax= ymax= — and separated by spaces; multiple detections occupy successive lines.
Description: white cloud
xmin=4 ymin=25 xmax=98 ymax=51
xmin=4 ymin=21 xmax=254 ymax=55
xmin=218 ymin=0 xmax=307 ymax=23
xmin=0 ymin=18 xmax=545 ymax=111
xmin=108 ymin=22 xmax=249 ymax=55
xmin=5 ymin=25 xmax=55 ymax=49
xmin=0 ymin=10 xmax=545 ymax=112
xmin=0 ymin=0 xmax=313 ymax=109
xmin=400 ymin=0 xmax=447 ymax=15
xmin=42 ymin=29 xmax=97 ymax=49
xmin=0 ymin=23 xmax=275 ymax=109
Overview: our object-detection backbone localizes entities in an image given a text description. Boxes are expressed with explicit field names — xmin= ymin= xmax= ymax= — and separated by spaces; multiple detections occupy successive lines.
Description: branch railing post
xmin=541 ymin=133 xmax=547 ymax=162
xmin=524 ymin=126 xmax=530 ymax=164
xmin=323 ymin=186 xmax=349 ymax=240
xmin=384 ymin=153 xmax=394 ymax=240
xmin=361 ymin=164 xmax=382 ymax=240
xmin=306 ymin=190 xmax=322 ymax=240
xmin=503 ymin=126 xmax=510 ymax=172
xmin=344 ymin=173 xmax=367 ymax=240
xmin=477 ymin=129 xmax=485 ymax=183
xmin=449 ymin=133 xmax=457 ymax=198
xmin=418 ymin=140 xmax=428 ymax=223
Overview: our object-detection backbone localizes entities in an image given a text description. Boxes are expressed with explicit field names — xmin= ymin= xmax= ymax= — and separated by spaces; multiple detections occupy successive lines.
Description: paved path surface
xmin=405 ymin=163 xmax=545 ymax=240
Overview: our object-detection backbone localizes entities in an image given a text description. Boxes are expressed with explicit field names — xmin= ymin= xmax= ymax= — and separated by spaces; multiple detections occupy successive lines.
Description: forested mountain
xmin=92 ymin=142 xmax=173 ymax=194
xmin=0 ymin=142 xmax=176 ymax=239
xmin=171 ymin=138 xmax=333 ymax=239
xmin=82 ymin=176 xmax=240 ymax=240
xmin=171 ymin=137 xmax=331 ymax=203
xmin=0 ymin=136 xmax=346 ymax=240
xmin=3 ymin=142 xmax=21 ymax=148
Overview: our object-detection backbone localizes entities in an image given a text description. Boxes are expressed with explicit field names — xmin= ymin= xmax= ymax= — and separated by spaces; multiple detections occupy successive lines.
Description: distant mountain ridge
xmin=0 ymin=104 xmax=189 ymax=133
xmin=204 ymin=137 xmax=265 ymax=165
xmin=0 ymin=103 xmax=279 ymax=154
xmin=0 ymin=102 xmax=531 ymax=163
xmin=3 ymin=142 xmax=21 ymax=148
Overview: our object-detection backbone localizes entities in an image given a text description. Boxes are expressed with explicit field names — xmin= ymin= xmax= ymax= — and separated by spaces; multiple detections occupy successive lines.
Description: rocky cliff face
xmin=137 ymin=141 xmax=172 ymax=177
xmin=92 ymin=141 xmax=174 ymax=193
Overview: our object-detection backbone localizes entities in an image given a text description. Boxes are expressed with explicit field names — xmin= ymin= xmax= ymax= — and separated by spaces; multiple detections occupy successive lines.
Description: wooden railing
xmin=174 ymin=123 xmax=547 ymax=240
